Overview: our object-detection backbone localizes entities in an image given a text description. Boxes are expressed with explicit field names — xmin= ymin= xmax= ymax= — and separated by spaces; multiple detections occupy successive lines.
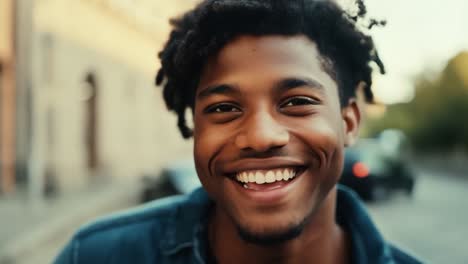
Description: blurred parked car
xmin=341 ymin=138 xmax=415 ymax=201
xmin=141 ymin=137 xmax=416 ymax=203
xmin=140 ymin=159 xmax=199 ymax=203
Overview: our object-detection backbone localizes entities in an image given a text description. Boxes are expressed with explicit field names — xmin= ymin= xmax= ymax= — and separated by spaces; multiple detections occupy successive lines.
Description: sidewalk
xmin=0 ymin=177 xmax=142 ymax=264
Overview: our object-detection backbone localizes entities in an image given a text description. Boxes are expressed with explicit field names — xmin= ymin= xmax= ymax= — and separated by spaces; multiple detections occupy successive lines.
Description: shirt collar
xmin=336 ymin=185 xmax=394 ymax=264
xmin=160 ymin=188 xmax=212 ymax=257
xmin=160 ymin=185 xmax=394 ymax=263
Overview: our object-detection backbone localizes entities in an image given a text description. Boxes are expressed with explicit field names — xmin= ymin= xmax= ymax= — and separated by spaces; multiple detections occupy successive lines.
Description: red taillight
xmin=352 ymin=162 xmax=369 ymax=178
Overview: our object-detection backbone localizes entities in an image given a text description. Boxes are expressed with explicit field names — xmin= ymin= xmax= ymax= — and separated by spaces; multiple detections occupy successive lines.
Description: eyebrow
xmin=196 ymin=77 xmax=324 ymax=99
xmin=274 ymin=77 xmax=324 ymax=93
xmin=197 ymin=84 xmax=240 ymax=99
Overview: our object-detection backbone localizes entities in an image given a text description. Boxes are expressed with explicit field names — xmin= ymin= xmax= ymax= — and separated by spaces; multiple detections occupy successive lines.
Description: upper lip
xmin=220 ymin=157 xmax=306 ymax=175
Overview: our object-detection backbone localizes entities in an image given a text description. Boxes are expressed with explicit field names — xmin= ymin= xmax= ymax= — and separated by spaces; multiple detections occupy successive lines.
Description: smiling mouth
xmin=231 ymin=167 xmax=305 ymax=191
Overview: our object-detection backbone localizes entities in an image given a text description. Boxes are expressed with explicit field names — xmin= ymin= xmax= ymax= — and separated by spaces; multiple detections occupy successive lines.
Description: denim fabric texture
xmin=53 ymin=185 xmax=423 ymax=264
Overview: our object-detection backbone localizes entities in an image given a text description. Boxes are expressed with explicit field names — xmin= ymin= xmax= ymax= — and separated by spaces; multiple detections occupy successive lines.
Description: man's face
xmin=193 ymin=35 xmax=359 ymax=242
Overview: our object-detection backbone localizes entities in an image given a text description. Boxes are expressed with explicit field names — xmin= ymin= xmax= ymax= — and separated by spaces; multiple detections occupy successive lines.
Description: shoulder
xmin=389 ymin=244 xmax=426 ymax=264
xmin=75 ymin=193 xmax=186 ymax=239
xmin=74 ymin=195 xmax=182 ymax=242
xmin=54 ymin=189 xmax=210 ymax=264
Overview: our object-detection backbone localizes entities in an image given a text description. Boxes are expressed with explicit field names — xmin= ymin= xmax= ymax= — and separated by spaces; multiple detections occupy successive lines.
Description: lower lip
xmin=230 ymin=171 xmax=304 ymax=204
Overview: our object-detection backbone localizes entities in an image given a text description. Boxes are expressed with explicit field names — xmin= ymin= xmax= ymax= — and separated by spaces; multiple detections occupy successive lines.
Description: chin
xmin=230 ymin=187 xmax=330 ymax=246
xmin=235 ymin=218 xmax=308 ymax=246
xmin=233 ymin=207 xmax=316 ymax=246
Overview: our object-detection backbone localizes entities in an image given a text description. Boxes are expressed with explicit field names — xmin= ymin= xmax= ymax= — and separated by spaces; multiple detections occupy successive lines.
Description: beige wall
xmin=34 ymin=0 xmax=197 ymax=76
xmin=30 ymin=0 xmax=194 ymax=192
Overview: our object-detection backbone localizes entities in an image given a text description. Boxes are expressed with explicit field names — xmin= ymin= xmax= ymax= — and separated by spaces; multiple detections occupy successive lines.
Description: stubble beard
xmin=234 ymin=205 xmax=318 ymax=246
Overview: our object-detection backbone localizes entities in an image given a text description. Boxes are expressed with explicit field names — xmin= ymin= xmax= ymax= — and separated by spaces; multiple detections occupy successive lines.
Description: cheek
xmin=194 ymin=124 xmax=227 ymax=158
xmin=193 ymin=133 xmax=213 ymax=177
xmin=193 ymin=114 xmax=211 ymax=165
xmin=294 ymin=117 xmax=345 ymax=198
xmin=290 ymin=114 xmax=345 ymax=171
xmin=294 ymin=115 xmax=344 ymax=149
xmin=193 ymin=120 xmax=232 ymax=179
xmin=193 ymin=134 xmax=216 ymax=196
xmin=193 ymin=110 xmax=239 ymax=157
xmin=305 ymin=118 xmax=345 ymax=181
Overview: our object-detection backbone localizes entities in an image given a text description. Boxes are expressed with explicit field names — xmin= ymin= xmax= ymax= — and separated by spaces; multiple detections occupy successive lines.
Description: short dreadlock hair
xmin=156 ymin=0 xmax=385 ymax=138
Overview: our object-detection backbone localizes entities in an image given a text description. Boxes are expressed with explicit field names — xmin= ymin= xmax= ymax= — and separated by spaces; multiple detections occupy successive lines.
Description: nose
xmin=234 ymin=110 xmax=289 ymax=152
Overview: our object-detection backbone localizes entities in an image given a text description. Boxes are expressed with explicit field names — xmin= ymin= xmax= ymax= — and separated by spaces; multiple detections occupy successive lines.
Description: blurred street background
xmin=0 ymin=0 xmax=467 ymax=263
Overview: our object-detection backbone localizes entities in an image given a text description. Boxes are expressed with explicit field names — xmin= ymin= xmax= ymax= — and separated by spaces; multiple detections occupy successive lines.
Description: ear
xmin=341 ymin=99 xmax=361 ymax=147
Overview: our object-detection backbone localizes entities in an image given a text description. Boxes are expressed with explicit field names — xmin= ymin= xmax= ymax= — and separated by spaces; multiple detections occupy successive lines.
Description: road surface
xmin=367 ymin=168 xmax=468 ymax=264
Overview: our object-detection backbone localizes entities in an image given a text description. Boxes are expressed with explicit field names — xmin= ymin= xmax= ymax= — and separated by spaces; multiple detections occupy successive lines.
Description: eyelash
xmin=280 ymin=96 xmax=319 ymax=108
xmin=203 ymin=96 xmax=319 ymax=114
xmin=204 ymin=103 xmax=240 ymax=114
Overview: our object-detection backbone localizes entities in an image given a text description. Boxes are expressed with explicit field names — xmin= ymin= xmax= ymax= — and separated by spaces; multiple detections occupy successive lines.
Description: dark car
xmin=340 ymin=138 xmax=415 ymax=201
xmin=141 ymin=136 xmax=415 ymax=203
xmin=140 ymin=160 xmax=200 ymax=203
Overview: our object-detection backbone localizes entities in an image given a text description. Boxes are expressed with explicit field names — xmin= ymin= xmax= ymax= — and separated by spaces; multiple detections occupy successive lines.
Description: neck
xmin=209 ymin=187 xmax=350 ymax=264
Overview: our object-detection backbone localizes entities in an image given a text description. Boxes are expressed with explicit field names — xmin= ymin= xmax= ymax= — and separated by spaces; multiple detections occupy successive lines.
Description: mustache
xmin=235 ymin=147 xmax=323 ymax=170
xmin=237 ymin=147 xmax=289 ymax=160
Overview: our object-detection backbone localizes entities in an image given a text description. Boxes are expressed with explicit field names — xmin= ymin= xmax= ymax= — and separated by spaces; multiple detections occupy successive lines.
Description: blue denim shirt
xmin=54 ymin=185 xmax=423 ymax=264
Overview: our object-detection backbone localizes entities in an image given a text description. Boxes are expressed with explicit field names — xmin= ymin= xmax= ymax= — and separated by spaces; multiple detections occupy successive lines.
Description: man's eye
xmin=280 ymin=96 xmax=319 ymax=108
xmin=204 ymin=103 xmax=241 ymax=114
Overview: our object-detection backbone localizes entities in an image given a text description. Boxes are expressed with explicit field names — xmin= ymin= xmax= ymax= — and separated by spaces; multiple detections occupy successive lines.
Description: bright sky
xmin=352 ymin=0 xmax=468 ymax=104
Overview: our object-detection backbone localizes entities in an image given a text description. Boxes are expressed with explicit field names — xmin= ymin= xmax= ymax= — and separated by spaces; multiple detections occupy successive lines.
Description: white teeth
xmin=283 ymin=169 xmax=290 ymax=180
xmin=265 ymin=171 xmax=275 ymax=183
xmin=235 ymin=168 xmax=300 ymax=184
xmin=242 ymin=172 xmax=248 ymax=183
xmin=248 ymin=172 xmax=255 ymax=182
xmin=255 ymin=171 xmax=265 ymax=184
xmin=276 ymin=170 xmax=283 ymax=181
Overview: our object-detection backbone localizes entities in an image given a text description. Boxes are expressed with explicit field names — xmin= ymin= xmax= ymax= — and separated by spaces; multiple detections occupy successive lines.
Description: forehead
xmin=198 ymin=35 xmax=337 ymax=92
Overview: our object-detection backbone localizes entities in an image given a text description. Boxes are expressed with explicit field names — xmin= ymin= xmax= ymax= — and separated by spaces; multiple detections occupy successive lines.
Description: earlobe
xmin=342 ymin=99 xmax=361 ymax=147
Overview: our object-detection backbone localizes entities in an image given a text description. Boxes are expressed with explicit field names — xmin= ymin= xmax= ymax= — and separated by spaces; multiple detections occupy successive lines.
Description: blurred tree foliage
xmin=365 ymin=52 xmax=468 ymax=152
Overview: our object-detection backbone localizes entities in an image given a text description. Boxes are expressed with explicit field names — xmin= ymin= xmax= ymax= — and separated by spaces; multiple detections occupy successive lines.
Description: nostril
xmin=234 ymin=129 xmax=289 ymax=152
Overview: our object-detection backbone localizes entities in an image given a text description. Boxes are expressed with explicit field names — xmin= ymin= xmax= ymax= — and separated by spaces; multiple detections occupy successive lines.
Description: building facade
xmin=3 ymin=0 xmax=197 ymax=196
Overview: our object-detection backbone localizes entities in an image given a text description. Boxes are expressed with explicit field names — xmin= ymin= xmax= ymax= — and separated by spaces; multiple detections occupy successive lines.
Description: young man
xmin=55 ymin=0 xmax=422 ymax=263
